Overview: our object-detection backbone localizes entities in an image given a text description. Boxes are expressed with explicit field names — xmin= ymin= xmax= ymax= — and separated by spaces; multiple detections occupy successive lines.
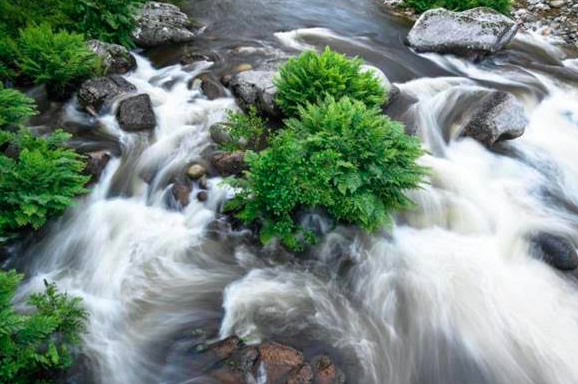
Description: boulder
xmin=461 ymin=91 xmax=527 ymax=146
xmin=116 ymin=94 xmax=157 ymax=131
xmin=257 ymin=342 xmax=304 ymax=383
xmin=529 ymin=232 xmax=578 ymax=271
xmin=209 ymin=123 xmax=232 ymax=146
xmin=407 ymin=7 xmax=519 ymax=56
xmin=311 ymin=355 xmax=345 ymax=384
xmin=83 ymin=150 xmax=111 ymax=184
xmin=360 ymin=65 xmax=391 ymax=93
xmin=212 ymin=151 xmax=247 ymax=176
xmin=78 ymin=76 xmax=137 ymax=113
xmin=87 ymin=40 xmax=136 ymax=75
xmin=228 ymin=70 xmax=280 ymax=117
xmin=199 ymin=74 xmax=227 ymax=100
xmin=132 ymin=1 xmax=199 ymax=48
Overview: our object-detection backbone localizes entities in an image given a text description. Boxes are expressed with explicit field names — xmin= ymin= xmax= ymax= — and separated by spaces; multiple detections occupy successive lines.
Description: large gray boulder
xmin=87 ymin=40 xmax=136 ymax=75
xmin=116 ymin=94 xmax=157 ymax=131
xmin=228 ymin=70 xmax=280 ymax=117
xmin=407 ymin=7 xmax=519 ymax=56
xmin=461 ymin=91 xmax=527 ymax=146
xmin=78 ymin=75 xmax=137 ymax=113
xmin=132 ymin=2 xmax=199 ymax=48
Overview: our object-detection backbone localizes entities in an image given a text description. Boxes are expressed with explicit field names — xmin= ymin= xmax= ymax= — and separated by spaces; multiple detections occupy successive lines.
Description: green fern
xmin=226 ymin=97 xmax=427 ymax=250
xmin=274 ymin=47 xmax=387 ymax=117
xmin=221 ymin=107 xmax=269 ymax=152
xmin=0 ymin=129 xmax=89 ymax=237
xmin=403 ymin=0 xmax=511 ymax=14
xmin=0 ymin=84 xmax=37 ymax=129
xmin=0 ymin=269 xmax=88 ymax=384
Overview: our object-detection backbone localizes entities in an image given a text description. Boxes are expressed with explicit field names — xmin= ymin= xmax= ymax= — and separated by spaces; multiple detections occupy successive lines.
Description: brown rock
xmin=187 ymin=163 xmax=207 ymax=179
xmin=257 ymin=342 xmax=304 ymax=383
xmin=311 ymin=356 xmax=345 ymax=384
xmin=212 ymin=151 xmax=247 ymax=176
xmin=235 ymin=64 xmax=253 ymax=73
xmin=84 ymin=151 xmax=111 ymax=184
xmin=206 ymin=335 xmax=241 ymax=360
xmin=171 ymin=182 xmax=191 ymax=207
xmin=197 ymin=191 xmax=208 ymax=202
xmin=287 ymin=364 xmax=313 ymax=384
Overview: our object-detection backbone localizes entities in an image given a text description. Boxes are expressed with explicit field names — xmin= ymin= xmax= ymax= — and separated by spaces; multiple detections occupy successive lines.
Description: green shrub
xmin=59 ymin=0 xmax=143 ymax=47
xmin=274 ymin=47 xmax=387 ymax=117
xmin=0 ymin=36 xmax=19 ymax=81
xmin=0 ymin=129 xmax=89 ymax=237
xmin=221 ymin=107 xmax=268 ymax=152
xmin=0 ymin=269 xmax=88 ymax=383
xmin=226 ymin=97 xmax=426 ymax=250
xmin=16 ymin=24 xmax=101 ymax=97
xmin=403 ymin=0 xmax=511 ymax=14
xmin=0 ymin=85 xmax=37 ymax=129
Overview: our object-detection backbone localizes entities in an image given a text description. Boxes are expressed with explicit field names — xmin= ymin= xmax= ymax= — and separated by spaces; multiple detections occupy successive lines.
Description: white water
xmin=14 ymin=28 xmax=578 ymax=384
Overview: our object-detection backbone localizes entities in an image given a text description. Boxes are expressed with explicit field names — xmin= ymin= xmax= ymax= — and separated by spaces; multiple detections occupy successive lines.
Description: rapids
xmin=5 ymin=0 xmax=578 ymax=383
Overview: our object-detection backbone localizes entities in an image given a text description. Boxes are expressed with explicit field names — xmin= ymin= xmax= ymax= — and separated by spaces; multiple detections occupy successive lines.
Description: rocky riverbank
xmin=383 ymin=0 xmax=578 ymax=48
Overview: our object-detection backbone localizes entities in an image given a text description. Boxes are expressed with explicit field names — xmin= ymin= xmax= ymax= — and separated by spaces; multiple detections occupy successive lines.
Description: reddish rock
xmin=311 ymin=356 xmax=345 ymax=384
xmin=171 ymin=182 xmax=191 ymax=207
xmin=212 ymin=151 xmax=247 ymax=176
xmin=257 ymin=342 xmax=304 ymax=383
xmin=206 ymin=335 xmax=241 ymax=360
xmin=287 ymin=364 xmax=313 ymax=384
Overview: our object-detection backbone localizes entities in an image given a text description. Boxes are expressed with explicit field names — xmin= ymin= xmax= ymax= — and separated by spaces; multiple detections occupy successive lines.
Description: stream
xmin=6 ymin=0 xmax=578 ymax=383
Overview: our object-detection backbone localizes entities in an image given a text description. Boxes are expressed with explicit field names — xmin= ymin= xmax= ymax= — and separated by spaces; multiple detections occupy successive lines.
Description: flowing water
xmin=6 ymin=0 xmax=578 ymax=383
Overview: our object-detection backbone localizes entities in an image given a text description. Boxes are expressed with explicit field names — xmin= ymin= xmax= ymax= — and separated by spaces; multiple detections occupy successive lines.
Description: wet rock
xmin=171 ymin=181 xmax=192 ymax=207
xmin=207 ymin=335 xmax=241 ymax=360
xmin=212 ymin=151 xmax=247 ymax=176
xmin=197 ymin=191 xmax=208 ymax=202
xmin=311 ymin=355 xmax=345 ymax=384
xmin=235 ymin=64 xmax=253 ymax=73
xmin=287 ymin=364 xmax=314 ymax=384
xmin=529 ymin=232 xmax=578 ymax=270
xmin=461 ymin=91 xmax=527 ymax=146
xmin=78 ymin=76 xmax=137 ymax=113
xmin=87 ymin=40 xmax=136 ymax=75
xmin=116 ymin=94 xmax=157 ymax=131
xmin=132 ymin=1 xmax=200 ymax=48
xmin=83 ymin=150 xmax=111 ymax=184
xmin=228 ymin=70 xmax=280 ymax=117
xmin=187 ymin=164 xmax=207 ymax=179
xmin=208 ymin=346 xmax=259 ymax=384
xmin=360 ymin=64 xmax=391 ymax=93
xmin=199 ymin=175 xmax=209 ymax=190
xmin=210 ymin=123 xmax=232 ymax=146
xmin=407 ymin=7 xmax=519 ymax=56
xmin=257 ymin=342 xmax=304 ymax=383
xmin=199 ymin=74 xmax=227 ymax=100
xmin=180 ymin=51 xmax=220 ymax=65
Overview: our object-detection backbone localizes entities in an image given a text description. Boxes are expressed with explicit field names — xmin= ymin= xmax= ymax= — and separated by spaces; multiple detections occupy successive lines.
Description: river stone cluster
xmin=407 ymin=7 xmax=519 ymax=56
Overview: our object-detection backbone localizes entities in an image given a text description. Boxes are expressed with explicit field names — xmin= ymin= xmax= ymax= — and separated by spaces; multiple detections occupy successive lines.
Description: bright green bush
xmin=0 ymin=85 xmax=37 ymax=129
xmin=59 ymin=0 xmax=144 ymax=47
xmin=403 ymin=0 xmax=511 ymax=14
xmin=16 ymin=24 xmax=101 ymax=96
xmin=0 ymin=129 xmax=89 ymax=237
xmin=274 ymin=47 xmax=387 ymax=117
xmin=222 ymin=107 xmax=268 ymax=152
xmin=226 ymin=97 xmax=426 ymax=250
xmin=0 ymin=269 xmax=88 ymax=383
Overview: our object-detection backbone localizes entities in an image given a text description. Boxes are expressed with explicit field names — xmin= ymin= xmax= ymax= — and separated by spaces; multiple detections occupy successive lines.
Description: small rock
xmin=529 ymin=232 xmax=578 ymax=270
xmin=132 ymin=1 xmax=200 ymax=48
xmin=83 ymin=150 xmax=111 ymax=184
xmin=257 ymin=342 xmax=304 ymax=383
xmin=172 ymin=182 xmax=191 ymax=207
xmin=212 ymin=151 xmax=247 ymax=176
xmin=197 ymin=191 xmax=208 ymax=202
xmin=206 ymin=335 xmax=241 ymax=360
xmin=550 ymin=0 xmax=564 ymax=8
xmin=116 ymin=94 xmax=157 ymax=131
xmin=199 ymin=74 xmax=227 ymax=100
xmin=187 ymin=164 xmax=207 ymax=179
xmin=87 ymin=40 xmax=136 ymax=75
xmin=287 ymin=364 xmax=314 ymax=384
xmin=311 ymin=356 xmax=345 ymax=384
xmin=78 ymin=76 xmax=136 ymax=113
xmin=235 ymin=64 xmax=253 ymax=73
xmin=210 ymin=123 xmax=232 ymax=146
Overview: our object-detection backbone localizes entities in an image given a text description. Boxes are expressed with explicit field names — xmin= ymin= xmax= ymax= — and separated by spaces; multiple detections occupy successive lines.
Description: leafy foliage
xmin=221 ymin=107 xmax=268 ymax=152
xmin=403 ymin=0 xmax=511 ymax=14
xmin=0 ymin=269 xmax=88 ymax=384
xmin=59 ymin=0 xmax=144 ymax=48
xmin=274 ymin=47 xmax=387 ymax=117
xmin=226 ymin=97 xmax=426 ymax=250
xmin=16 ymin=24 xmax=101 ymax=95
xmin=0 ymin=84 xmax=37 ymax=129
xmin=0 ymin=129 xmax=89 ymax=237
